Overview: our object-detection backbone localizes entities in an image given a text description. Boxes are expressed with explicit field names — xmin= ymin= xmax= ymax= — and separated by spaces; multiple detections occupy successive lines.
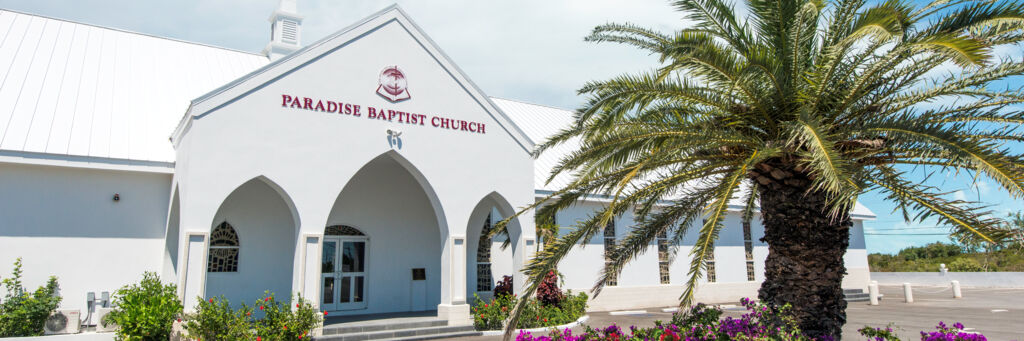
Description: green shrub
xmin=948 ymin=257 xmax=985 ymax=272
xmin=0 ymin=258 xmax=61 ymax=337
xmin=471 ymin=290 xmax=588 ymax=330
xmin=253 ymin=292 xmax=322 ymax=341
xmin=107 ymin=272 xmax=183 ymax=341
xmin=183 ymin=296 xmax=253 ymax=340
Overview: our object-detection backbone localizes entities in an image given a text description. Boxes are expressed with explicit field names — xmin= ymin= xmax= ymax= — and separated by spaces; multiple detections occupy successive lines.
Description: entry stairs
xmin=316 ymin=318 xmax=480 ymax=341
xmin=844 ymin=288 xmax=870 ymax=302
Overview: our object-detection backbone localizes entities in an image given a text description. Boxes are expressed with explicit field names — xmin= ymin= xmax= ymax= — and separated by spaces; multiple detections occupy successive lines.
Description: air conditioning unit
xmin=44 ymin=309 xmax=81 ymax=335
xmin=94 ymin=307 xmax=118 ymax=332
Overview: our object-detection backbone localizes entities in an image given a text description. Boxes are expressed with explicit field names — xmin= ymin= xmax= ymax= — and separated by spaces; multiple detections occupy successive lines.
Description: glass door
xmin=321 ymin=237 xmax=368 ymax=311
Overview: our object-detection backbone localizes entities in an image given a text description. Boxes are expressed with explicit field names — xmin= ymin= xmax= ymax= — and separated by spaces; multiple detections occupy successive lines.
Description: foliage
xmin=472 ymin=291 xmax=588 ymax=331
xmin=494 ymin=275 xmax=515 ymax=298
xmin=515 ymin=298 xmax=810 ymax=340
xmin=253 ymin=293 xmax=321 ymax=341
xmin=182 ymin=296 xmax=253 ymax=340
xmin=869 ymin=242 xmax=1024 ymax=272
xmin=858 ymin=324 xmax=900 ymax=341
xmin=491 ymin=0 xmax=1024 ymax=337
xmin=107 ymin=272 xmax=183 ymax=341
xmin=181 ymin=292 xmax=322 ymax=341
xmin=0 ymin=258 xmax=61 ymax=337
xmin=536 ymin=270 xmax=565 ymax=306
xmin=858 ymin=322 xmax=986 ymax=341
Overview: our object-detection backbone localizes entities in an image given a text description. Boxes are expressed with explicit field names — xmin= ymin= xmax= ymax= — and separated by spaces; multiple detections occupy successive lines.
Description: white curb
xmin=480 ymin=315 xmax=590 ymax=336
xmin=608 ymin=310 xmax=648 ymax=316
xmin=661 ymin=307 xmax=679 ymax=313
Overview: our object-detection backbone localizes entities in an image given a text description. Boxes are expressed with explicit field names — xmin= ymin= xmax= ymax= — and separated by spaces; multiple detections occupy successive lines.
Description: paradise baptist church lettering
xmin=0 ymin=0 xmax=876 ymax=328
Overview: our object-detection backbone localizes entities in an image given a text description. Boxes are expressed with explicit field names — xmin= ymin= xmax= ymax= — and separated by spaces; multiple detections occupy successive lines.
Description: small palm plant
xmin=495 ymin=0 xmax=1024 ymax=339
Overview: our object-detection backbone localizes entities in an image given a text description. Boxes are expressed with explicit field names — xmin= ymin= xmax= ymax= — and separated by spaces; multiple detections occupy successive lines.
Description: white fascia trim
xmin=0 ymin=150 xmax=174 ymax=174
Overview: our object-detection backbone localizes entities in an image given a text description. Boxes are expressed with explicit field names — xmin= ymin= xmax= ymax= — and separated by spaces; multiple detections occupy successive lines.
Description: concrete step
xmin=322 ymin=320 xmax=448 ymax=335
xmin=380 ymin=330 xmax=483 ymax=341
xmin=845 ymin=292 xmax=871 ymax=302
xmin=843 ymin=288 xmax=865 ymax=294
xmin=316 ymin=325 xmax=477 ymax=341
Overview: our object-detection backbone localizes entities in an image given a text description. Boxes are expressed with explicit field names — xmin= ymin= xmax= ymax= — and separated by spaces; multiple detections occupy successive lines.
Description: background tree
xmin=495 ymin=0 xmax=1024 ymax=339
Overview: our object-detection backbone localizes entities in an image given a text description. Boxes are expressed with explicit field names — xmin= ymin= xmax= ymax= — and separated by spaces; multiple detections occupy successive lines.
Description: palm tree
xmin=495 ymin=0 xmax=1024 ymax=339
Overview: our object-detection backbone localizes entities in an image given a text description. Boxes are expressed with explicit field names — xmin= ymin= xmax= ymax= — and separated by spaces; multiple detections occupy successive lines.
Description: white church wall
xmin=551 ymin=200 xmax=873 ymax=311
xmin=0 ymin=162 xmax=171 ymax=313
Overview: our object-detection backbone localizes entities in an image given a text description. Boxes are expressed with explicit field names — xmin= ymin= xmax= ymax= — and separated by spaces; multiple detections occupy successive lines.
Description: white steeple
xmin=262 ymin=0 xmax=303 ymax=60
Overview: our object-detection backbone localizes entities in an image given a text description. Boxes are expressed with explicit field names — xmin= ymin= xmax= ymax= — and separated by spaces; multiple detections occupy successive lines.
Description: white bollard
xmin=952 ymin=280 xmax=962 ymax=298
xmin=903 ymin=282 xmax=914 ymax=303
xmin=868 ymin=282 xmax=879 ymax=305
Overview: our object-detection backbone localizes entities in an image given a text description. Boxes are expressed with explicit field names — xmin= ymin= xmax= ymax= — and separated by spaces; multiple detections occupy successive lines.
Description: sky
xmin=2 ymin=0 xmax=1021 ymax=255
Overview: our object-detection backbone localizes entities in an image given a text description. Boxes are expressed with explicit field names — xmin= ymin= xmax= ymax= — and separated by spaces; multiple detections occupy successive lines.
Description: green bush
xmin=253 ymin=292 xmax=322 ymax=341
xmin=0 ymin=258 xmax=62 ymax=337
xmin=183 ymin=296 xmax=253 ymax=340
xmin=182 ymin=292 xmax=323 ymax=341
xmin=471 ymin=291 xmax=588 ymax=330
xmin=948 ymin=257 xmax=985 ymax=272
xmin=107 ymin=272 xmax=183 ymax=341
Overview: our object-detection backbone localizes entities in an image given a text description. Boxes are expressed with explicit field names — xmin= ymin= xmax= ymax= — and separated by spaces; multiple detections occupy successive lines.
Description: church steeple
xmin=262 ymin=0 xmax=303 ymax=60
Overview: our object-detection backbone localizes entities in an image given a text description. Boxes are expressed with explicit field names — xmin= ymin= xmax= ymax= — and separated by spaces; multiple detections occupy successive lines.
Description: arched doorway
xmin=324 ymin=153 xmax=443 ymax=315
xmin=205 ymin=177 xmax=298 ymax=307
xmin=466 ymin=192 xmax=523 ymax=301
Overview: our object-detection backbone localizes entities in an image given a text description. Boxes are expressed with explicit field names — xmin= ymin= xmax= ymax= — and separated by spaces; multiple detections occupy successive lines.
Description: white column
xmin=868 ymin=281 xmax=879 ymax=306
xmin=951 ymin=280 xmax=962 ymax=299
xmin=179 ymin=232 xmax=209 ymax=312
xmin=903 ymin=283 xmax=913 ymax=303
xmin=438 ymin=235 xmax=472 ymax=326
xmin=298 ymin=234 xmax=323 ymax=307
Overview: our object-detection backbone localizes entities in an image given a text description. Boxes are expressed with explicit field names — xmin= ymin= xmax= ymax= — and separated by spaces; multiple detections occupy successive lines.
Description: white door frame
xmin=321 ymin=235 xmax=369 ymax=311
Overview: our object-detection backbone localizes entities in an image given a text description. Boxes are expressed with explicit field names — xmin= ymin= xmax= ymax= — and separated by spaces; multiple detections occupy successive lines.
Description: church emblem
xmin=376 ymin=66 xmax=411 ymax=102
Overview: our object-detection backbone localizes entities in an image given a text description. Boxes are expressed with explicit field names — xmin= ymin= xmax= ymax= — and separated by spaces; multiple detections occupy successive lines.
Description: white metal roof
xmin=0 ymin=9 xmax=269 ymax=163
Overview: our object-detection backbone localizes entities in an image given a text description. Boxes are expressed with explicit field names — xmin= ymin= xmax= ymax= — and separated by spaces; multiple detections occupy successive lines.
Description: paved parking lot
xmin=450 ymin=285 xmax=1024 ymax=340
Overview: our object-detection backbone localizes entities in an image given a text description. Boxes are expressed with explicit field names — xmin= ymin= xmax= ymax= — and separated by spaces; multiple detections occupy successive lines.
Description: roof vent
xmin=262 ymin=0 xmax=303 ymax=60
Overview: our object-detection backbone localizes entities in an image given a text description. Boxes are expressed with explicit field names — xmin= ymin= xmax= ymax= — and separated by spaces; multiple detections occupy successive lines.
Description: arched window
xmin=325 ymin=225 xmax=366 ymax=236
xmin=476 ymin=213 xmax=493 ymax=292
xmin=208 ymin=222 xmax=240 ymax=272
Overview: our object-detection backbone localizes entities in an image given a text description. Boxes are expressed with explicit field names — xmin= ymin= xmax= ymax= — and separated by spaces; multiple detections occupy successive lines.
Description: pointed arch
xmin=465 ymin=191 xmax=524 ymax=299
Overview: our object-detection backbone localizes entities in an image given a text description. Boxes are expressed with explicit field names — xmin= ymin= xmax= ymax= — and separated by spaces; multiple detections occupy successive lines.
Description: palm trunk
xmin=754 ymin=164 xmax=852 ymax=340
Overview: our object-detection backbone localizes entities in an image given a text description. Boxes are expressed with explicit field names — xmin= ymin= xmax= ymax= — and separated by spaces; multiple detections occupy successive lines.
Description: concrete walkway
xmin=447 ymin=285 xmax=1024 ymax=340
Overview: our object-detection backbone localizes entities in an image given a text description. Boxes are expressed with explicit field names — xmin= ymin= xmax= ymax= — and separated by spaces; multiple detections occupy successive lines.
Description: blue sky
xmin=3 ymin=0 xmax=1020 ymax=254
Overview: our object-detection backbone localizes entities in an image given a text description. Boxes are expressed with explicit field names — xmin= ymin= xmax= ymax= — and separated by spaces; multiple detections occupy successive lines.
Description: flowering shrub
xmin=536 ymin=271 xmax=564 ymax=306
xmin=516 ymin=298 xmax=810 ymax=341
xmin=494 ymin=275 xmax=514 ymax=298
xmin=920 ymin=322 xmax=986 ymax=341
xmin=182 ymin=292 xmax=322 ymax=341
xmin=514 ymin=298 xmax=991 ymax=341
xmin=471 ymin=290 xmax=588 ymax=331
xmin=858 ymin=324 xmax=900 ymax=341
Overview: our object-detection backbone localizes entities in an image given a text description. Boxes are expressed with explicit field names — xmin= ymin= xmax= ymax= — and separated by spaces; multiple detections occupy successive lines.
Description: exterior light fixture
xmin=113 ymin=193 xmax=120 ymax=202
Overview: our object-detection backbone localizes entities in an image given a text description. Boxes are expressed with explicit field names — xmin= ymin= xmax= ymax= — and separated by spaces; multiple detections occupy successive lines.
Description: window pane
xmin=342 ymin=241 xmax=365 ymax=272
xmin=322 ymin=277 xmax=334 ymax=305
xmin=476 ymin=263 xmax=492 ymax=291
xmin=354 ymin=276 xmax=364 ymax=302
xmin=322 ymin=241 xmax=336 ymax=273
xmin=340 ymin=277 xmax=351 ymax=303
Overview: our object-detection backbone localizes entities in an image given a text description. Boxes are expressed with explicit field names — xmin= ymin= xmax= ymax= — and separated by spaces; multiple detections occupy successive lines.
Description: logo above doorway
xmin=376 ymin=66 xmax=411 ymax=102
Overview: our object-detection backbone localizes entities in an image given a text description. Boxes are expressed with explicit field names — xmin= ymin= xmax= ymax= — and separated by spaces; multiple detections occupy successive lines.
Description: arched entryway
xmin=324 ymin=152 xmax=443 ymax=315
xmin=466 ymin=192 xmax=524 ymax=301
xmin=204 ymin=177 xmax=298 ymax=307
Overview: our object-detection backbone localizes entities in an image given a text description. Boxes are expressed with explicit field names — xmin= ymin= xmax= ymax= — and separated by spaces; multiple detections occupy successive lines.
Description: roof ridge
xmin=0 ymin=8 xmax=268 ymax=58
